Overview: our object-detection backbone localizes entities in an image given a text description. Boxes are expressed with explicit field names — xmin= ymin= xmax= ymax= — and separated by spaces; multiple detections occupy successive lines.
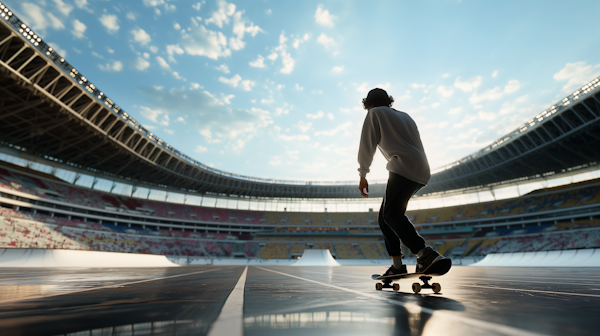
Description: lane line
xmin=458 ymin=277 xmax=600 ymax=287
xmin=461 ymin=285 xmax=600 ymax=298
xmin=0 ymin=268 xmax=221 ymax=305
xmin=256 ymin=267 xmax=548 ymax=336
xmin=207 ymin=266 xmax=247 ymax=336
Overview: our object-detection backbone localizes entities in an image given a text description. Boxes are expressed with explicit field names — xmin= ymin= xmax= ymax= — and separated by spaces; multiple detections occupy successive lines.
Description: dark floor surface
xmin=0 ymin=265 xmax=599 ymax=336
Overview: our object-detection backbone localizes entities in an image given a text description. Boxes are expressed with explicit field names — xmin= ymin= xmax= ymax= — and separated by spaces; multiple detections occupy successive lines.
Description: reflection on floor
xmin=0 ymin=266 xmax=599 ymax=336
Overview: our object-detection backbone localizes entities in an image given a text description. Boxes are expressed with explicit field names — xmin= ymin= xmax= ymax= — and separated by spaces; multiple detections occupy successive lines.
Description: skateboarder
xmin=357 ymin=88 xmax=448 ymax=276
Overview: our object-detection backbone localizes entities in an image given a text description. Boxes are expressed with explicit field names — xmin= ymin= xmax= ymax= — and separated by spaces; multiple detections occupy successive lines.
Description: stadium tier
xmin=1 ymin=162 xmax=599 ymax=260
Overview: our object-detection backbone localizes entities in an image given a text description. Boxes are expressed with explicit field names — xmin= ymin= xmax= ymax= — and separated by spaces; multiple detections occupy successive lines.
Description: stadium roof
xmin=1 ymin=6 xmax=599 ymax=199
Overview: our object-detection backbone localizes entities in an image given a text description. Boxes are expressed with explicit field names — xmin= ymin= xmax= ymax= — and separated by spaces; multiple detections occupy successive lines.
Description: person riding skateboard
xmin=357 ymin=88 xmax=448 ymax=276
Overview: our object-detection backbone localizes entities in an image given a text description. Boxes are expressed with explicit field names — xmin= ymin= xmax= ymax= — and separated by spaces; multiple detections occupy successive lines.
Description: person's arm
xmin=357 ymin=110 xmax=380 ymax=197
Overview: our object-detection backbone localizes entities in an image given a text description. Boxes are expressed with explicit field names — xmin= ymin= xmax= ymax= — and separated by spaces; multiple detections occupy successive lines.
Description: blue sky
xmin=6 ymin=0 xmax=600 ymax=182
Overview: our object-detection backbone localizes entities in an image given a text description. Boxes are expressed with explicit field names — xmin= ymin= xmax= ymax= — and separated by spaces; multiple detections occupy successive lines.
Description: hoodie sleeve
xmin=357 ymin=109 xmax=381 ymax=177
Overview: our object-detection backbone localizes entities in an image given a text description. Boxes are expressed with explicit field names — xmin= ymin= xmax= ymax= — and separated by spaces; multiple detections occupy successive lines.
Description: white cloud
xmin=458 ymin=128 xmax=480 ymax=140
xmin=219 ymin=74 xmax=255 ymax=91
xmin=448 ymin=107 xmax=462 ymax=115
xmin=339 ymin=108 xmax=351 ymax=113
xmin=315 ymin=5 xmax=335 ymax=27
xmin=411 ymin=83 xmax=426 ymax=89
xmin=20 ymin=3 xmax=49 ymax=31
xmin=267 ymin=52 xmax=278 ymax=61
xmin=219 ymin=74 xmax=241 ymax=87
xmin=193 ymin=3 xmax=202 ymax=11
xmin=99 ymin=14 xmax=119 ymax=33
xmin=468 ymin=79 xmax=519 ymax=105
xmin=131 ymin=28 xmax=151 ymax=46
xmin=331 ymin=65 xmax=344 ymax=73
xmin=71 ymin=19 xmax=86 ymax=39
xmin=176 ymin=116 xmax=186 ymax=123
xmin=454 ymin=76 xmax=482 ymax=92
xmin=454 ymin=114 xmax=477 ymax=128
xmin=315 ymin=121 xmax=352 ymax=136
xmin=205 ymin=0 xmax=236 ymax=28
xmin=232 ymin=10 xmax=262 ymax=40
xmin=553 ymin=61 xmax=600 ymax=92
xmin=174 ymin=23 xmax=181 ymax=30
xmin=98 ymin=60 xmax=123 ymax=72
xmin=317 ymin=33 xmax=335 ymax=48
xmin=134 ymin=57 xmax=150 ymax=71
xmin=139 ymin=106 xmax=165 ymax=123
xmin=126 ymin=12 xmax=136 ymax=21
xmin=275 ymin=107 xmax=289 ymax=116
xmin=504 ymin=79 xmax=520 ymax=94
xmin=240 ymin=80 xmax=255 ymax=91
xmin=307 ymin=111 xmax=325 ymax=119
xmin=75 ymin=0 xmax=90 ymax=10
xmin=295 ymin=83 xmax=304 ymax=91
xmin=138 ymin=86 xmax=273 ymax=148
xmin=48 ymin=13 xmax=64 ymax=30
xmin=181 ymin=25 xmax=230 ymax=60
xmin=492 ymin=70 xmax=498 ymax=78
xmin=327 ymin=113 xmax=335 ymax=120
xmin=173 ymin=71 xmax=183 ymax=80
xmin=196 ymin=145 xmax=208 ymax=153
xmin=156 ymin=56 xmax=170 ymax=69
xmin=469 ymin=87 xmax=503 ymax=104
xmin=166 ymin=44 xmax=184 ymax=63
xmin=297 ymin=121 xmax=312 ymax=132
xmin=261 ymin=98 xmax=274 ymax=104
xmin=190 ymin=82 xmax=201 ymax=90
xmin=280 ymin=50 xmax=294 ymax=74
xmin=215 ymin=64 xmax=230 ymax=73
xmin=356 ymin=82 xmax=369 ymax=93
xmin=442 ymin=73 xmax=450 ymax=78
xmin=515 ymin=95 xmax=528 ymax=104
xmin=249 ymin=55 xmax=265 ymax=68
xmin=437 ymin=85 xmax=454 ymax=97
xmin=478 ymin=111 xmax=497 ymax=121
xmin=54 ymin=0 xmax=73 ymax=16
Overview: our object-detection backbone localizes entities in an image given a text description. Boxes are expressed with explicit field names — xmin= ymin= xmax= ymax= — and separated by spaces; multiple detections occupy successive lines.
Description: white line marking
xmin=462 ymin=285 xmax=600 ymax=298
xmin=458 ymin=276 xmax=600 ymax=287
xmin=257 ymin=267 xmax=548 ymax=336
xmin=0 ymin=268 xmax=221 ymax=305
xmin=207 ymin=266 xmax=247 ymax=336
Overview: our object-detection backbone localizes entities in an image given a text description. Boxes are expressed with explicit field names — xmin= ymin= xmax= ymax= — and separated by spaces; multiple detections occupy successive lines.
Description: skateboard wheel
xmin=375 ymin=283 xmax=383 ymax=291
xmin=393 ymin=283 xmax=400 ymax=292
xmin=432 ymin=283 xmax=441 ymax=293
xmin=412 ymin=283 xmax=421 ymax=293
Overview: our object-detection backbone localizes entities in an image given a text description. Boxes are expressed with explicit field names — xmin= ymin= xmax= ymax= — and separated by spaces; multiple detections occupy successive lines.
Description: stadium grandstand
xmin=1 ymin=3 xmax=600 ymax=264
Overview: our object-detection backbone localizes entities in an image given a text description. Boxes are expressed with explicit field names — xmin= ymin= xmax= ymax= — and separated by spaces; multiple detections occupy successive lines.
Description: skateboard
xmin=371 ymin=258 xmax=452 ymax=293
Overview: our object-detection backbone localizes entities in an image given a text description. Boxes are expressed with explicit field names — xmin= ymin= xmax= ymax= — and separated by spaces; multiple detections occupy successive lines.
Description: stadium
xmin=1 ymin=2 xmax=600 ymax=335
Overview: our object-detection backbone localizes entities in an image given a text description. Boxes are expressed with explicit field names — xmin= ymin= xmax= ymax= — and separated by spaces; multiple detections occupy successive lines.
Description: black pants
xmin=378 ymin=172 xmax=426 ymax=256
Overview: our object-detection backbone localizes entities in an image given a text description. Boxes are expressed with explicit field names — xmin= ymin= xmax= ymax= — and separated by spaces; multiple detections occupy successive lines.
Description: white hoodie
xmin=357 ymin=106 xmax=431 ymax=185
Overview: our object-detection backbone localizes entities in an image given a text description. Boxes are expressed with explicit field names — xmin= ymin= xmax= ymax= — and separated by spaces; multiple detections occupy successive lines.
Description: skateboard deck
xmin=371 ymin=258 xmax=452 ymax=293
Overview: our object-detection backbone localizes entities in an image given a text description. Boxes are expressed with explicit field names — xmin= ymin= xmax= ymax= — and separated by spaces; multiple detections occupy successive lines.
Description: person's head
xmin=362 ymin=88 xmax=394 ymax=110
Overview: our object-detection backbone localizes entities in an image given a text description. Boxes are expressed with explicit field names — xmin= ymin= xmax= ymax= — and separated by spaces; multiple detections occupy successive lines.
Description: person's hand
xmin=359 ymin=176 xmax=369 ymax=198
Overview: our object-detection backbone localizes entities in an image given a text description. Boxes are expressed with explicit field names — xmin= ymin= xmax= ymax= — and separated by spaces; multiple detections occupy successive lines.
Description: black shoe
xmin=382 ymin=264 xmax=407 ymax=277
xmin=416 ymin=246 xmax=445 ymax=273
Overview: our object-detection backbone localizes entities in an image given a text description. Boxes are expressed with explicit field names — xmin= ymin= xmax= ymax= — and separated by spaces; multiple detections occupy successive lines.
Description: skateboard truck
xmin=411 ymin=276 xmax=441 ymax=294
